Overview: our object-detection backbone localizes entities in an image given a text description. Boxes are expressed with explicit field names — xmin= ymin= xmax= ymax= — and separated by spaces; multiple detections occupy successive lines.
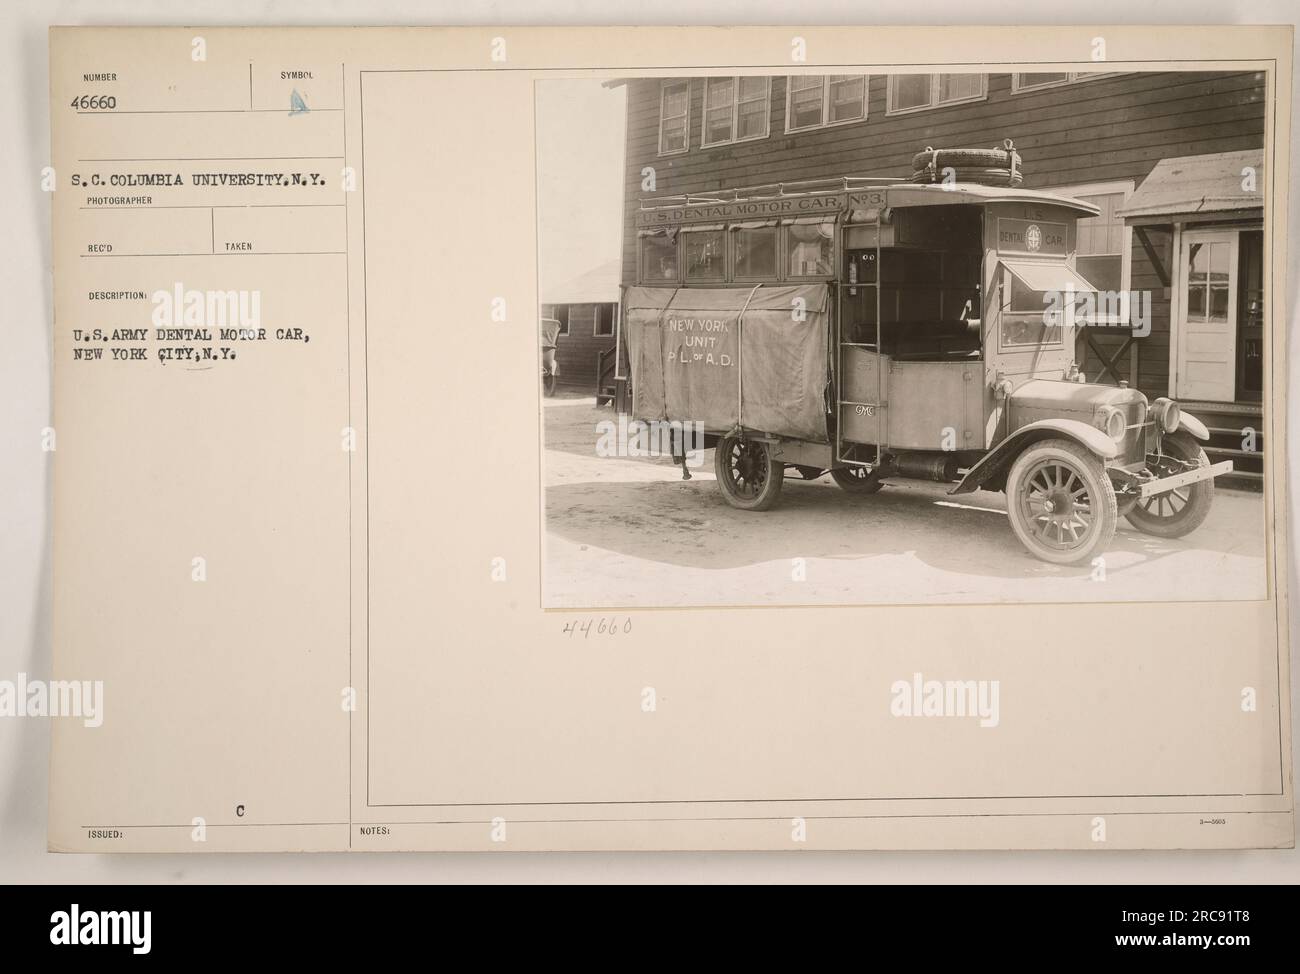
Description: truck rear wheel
xmin=715 ymin=435 xmax=784 ymax=511
xmin=830 ymin=466 xmax=884 ymax=494
xmin=1005 ymin=438 xmax=1117 ymax=565
xmin=1124 ymin=430 xmax=1214 ymax=538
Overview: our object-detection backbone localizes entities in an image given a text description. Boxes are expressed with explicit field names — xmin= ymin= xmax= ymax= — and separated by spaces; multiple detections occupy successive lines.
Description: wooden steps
xmin=1180 ymin=401 xmax=1264 ymax=491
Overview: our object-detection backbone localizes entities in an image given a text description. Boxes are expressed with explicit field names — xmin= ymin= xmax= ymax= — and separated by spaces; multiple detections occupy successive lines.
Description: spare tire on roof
xmin=909 ymin=140 xmax=1023 ymax=186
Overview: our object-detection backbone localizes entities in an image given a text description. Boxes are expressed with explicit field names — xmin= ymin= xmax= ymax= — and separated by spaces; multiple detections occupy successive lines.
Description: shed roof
xmin=542 ymin=258 xmax=622 ymax=305
xmin=1117 ymin=149 xmax=1264 ymax=221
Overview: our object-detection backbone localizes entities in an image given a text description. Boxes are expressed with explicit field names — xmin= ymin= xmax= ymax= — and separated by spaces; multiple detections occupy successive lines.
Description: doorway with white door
xmin=1172 ymin=227 xmax=1266 ymax=406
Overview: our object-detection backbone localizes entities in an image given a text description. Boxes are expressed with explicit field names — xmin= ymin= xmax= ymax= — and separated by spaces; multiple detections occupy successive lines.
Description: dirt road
xmin=543 ymin=398 xmax=1268 ymax=608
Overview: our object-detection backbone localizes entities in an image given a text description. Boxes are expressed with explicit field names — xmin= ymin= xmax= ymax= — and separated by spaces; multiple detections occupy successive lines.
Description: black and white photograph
xmin=538 ymin=70 xmax=1272 ymax=607
xmin=2 ymin=2 xmax=1295 ymax=914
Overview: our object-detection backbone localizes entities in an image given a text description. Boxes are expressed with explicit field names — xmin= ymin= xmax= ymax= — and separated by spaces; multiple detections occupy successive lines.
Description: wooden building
xmin=617 ymin=71 xmax=1268 ymax=485
xmin=541 ymin=258 xmax=621 ymax=399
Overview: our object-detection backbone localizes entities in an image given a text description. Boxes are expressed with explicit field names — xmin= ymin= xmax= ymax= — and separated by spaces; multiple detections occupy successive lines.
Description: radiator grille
xmin=1117 ymin=400 xmax=1149 ymax=465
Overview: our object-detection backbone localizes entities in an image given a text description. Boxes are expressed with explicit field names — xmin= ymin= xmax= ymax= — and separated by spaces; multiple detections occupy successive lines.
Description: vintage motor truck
xmin=623 ymin=145 xmax=1234 ymax=565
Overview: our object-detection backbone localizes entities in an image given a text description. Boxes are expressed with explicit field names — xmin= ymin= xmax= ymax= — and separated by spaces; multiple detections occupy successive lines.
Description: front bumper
xmin=1138 ymin=460 xmax=1234 ymax=498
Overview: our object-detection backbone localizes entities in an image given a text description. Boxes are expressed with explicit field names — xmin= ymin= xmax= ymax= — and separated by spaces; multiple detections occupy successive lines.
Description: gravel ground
xmin=542 ymin=398 xmax=1269 ymax=608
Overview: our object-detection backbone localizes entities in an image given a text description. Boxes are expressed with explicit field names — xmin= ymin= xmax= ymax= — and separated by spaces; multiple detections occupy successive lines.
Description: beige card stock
xmin=47 ymin=26 xmax=1293 ymax=851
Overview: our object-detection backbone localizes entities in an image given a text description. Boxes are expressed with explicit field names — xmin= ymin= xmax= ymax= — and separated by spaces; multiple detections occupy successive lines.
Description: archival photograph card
xmin=46 ymin=25 xmax=1294 ymax=852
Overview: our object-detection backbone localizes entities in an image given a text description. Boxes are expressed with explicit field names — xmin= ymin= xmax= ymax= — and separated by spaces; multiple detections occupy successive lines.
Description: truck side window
xmin=786 ymin=221 xmax=834 ymax=277
xmin=733 ymin=227 xmax=778 ymax=278
xmin=1001 ymin=270 xmax=1064 ymax=347
xmin=684 ymin=230 xmax=726 ymax=281
xmin=640 ymin=233 xmax=679 ymax=283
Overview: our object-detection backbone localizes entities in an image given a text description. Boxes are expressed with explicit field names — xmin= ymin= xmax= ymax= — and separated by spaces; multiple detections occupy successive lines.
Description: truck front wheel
xmin=1124 ymin=430 xmax=1214 ymax=538
xmin=715 ymin=435 xmax=784 ymax=511
xmin=1005 ymin=438 xmax=1117 ymax=565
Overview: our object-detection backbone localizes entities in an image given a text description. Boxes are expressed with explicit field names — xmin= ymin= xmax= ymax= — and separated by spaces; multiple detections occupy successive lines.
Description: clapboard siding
xmin=621 ymin=70 xmax=1266 ymax=402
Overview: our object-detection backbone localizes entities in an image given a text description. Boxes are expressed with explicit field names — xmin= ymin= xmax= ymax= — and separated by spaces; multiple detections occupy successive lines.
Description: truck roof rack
xmin=638 ymin=174 xmax=905 ymax=211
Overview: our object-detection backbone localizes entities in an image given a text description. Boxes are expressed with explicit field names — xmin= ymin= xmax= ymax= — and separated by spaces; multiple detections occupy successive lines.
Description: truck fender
xmin=950 ymin=418 xmax=1118 ymax=496
xmin=1178 ymin=412 xmax=1210 ymax=440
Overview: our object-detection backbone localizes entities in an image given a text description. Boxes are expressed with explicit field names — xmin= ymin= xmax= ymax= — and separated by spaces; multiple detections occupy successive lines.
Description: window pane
xmin=660 ymin=83 xmax=689 ymax=151
xmin=1002 ymin=314 xmax=1063 ymax=347
xmin=662 ymin=83 xmax=688 ymax=118
xmin=1017 ymin=72 xmax=1070 ymax=89
xmin=684 ymin=231 xmax=726 ymax=280
xmin=786 ymin=222 xmax=834 ymax=276
xmin=1008 ymin=273 xmax=1051 ymax=313
xmin=937 ymin=74 xmax=982 ymax=103
xmin=1187 ymin=241 xmax=1231 ymax=321
xmin=595 ymin=305 xmax=614 ymax=336
xmin=738 ymin=99 xmax=766 ymax=138
xmin=828 ymin=75 xmax=865 ymax=122
xmin=641 ymin=235 xmax=678 ymax=282
xmin=891 ymin=74 xmax=931 ymax=111
xmin=705 ymin=107 xmax=733 ymax=144
xmin=788 ymin=75 xmax=825 ymax=128
xmin=1077 ymin=255 xmax=1122 ymax=293
xmin=661 ymin=119 xmax=687 ymax=152
xmin=735 ymin=77 xmax=768 ymax=138
xmin=704 ymin=78 xmax=735 ymax=144
xmin=706 ymin=77 xmax=735 ymax=109
xmin=1004 ymin=274 xmax=1063 ymax=345
xmin=1208 ymin=279 xmax=1230 ymax=319
xmin=734 ymin=228 xmax=777 ymax=277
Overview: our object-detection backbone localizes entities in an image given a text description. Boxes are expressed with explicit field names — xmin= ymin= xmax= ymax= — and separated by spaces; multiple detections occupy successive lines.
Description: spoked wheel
xmin=1125 ymin=430 xmax=1214 ymax=538
xmin=1006 ymin=438 xmax=1117 ymax=565
xmin=714 ymin=434 xmax=784 ymax=511
xmin=830 ymin=466 xmax=884 ymax=494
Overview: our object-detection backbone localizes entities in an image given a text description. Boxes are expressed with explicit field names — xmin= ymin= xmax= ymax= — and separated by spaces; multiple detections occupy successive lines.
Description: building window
xmin=886 ymin=74 xmax=986 ymax=115
xmin=594 ymin=304 xmax=615 ymax=338
xmin=702 ymin=77 xmax=771 ymax=147
xmin=683 ymin=228 xmax=727 ymax=281
xmin=1046 ymin=181 xmax=1135 ymax=297
xmin=785 ymin=75 xmax=867 ymax=132
xmin=658 ymin=80 xmax=690 ymax=155
xmin=732 ymin=225 xmax=778 ymax=279
xmin=1012 ymin=72 xmax=1122 ymax=92
xmin=553 ymin=306 xmax=570 ymax=337
xmin=785 ymin=220 xmax=834 ymax=277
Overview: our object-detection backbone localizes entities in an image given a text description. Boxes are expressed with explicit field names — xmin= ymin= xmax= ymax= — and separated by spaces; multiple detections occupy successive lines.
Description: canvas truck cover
xmin=624 ymin=284 xmax=831 ymax=442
